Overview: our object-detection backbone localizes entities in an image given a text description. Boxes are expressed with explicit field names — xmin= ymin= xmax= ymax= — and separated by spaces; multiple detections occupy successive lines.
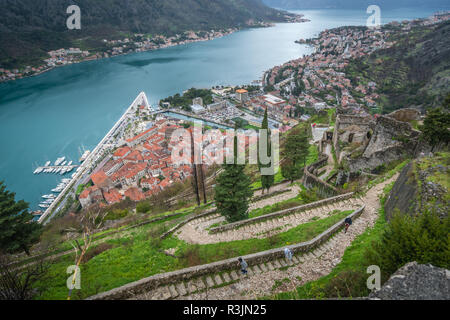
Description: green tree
xmin=214 ymin=131 xmax=253 ymax=223
xmin=366 ymin=209 xmax=449 ymax=282
xmin=419 ymin=105 xmax=450 ymax=151
xmin=259 ymin=108 xmax=275 ymax=194
xmin=281 ymin=127 xmax=310 ymax=183
xmin=0 ymin=181 xmax=42 ymax=255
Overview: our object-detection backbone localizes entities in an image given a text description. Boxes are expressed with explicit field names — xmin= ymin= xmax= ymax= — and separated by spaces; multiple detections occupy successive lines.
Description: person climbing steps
xmin=344 ymin=217 xmax=353 ymax=233
xmin=238 ymin=257 xmax=248 ymax=275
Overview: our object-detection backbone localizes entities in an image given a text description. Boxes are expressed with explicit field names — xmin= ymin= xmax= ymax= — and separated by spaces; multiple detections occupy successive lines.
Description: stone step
xmin=251 ymin=265 xmax=262 ymax=274
xmin=168 ymin=284 xmax=179 ymax=298
xmin=259 ymin=263 xmax=268 ymax=272
xmin=214 ymin=275 xmax=223 ymax=286
xmin=205 ymin=276 xmax=215 ymax=288
xmin=195 ymin=278 xmax=206 ymax=290
xmin=266 ymin=261 xmax=275 ymax=270
xmin=230 ymin=271 xmax=239 ymax=281
xmin=154 ymin=286 xmax=172 ymax=300
xmin=187 ymin=280 xmax=198 ymax=294
xmin=279 ymin=259 xmax=288 ymax=267
xmin=272 ymin=260 xmax=281 ymax=268
xmin=176 ymin=282 xmax=188 ymax=296
xmin=222 ymin=272 xmax=231 ymax=283
xmin=292 ymin=256 xmax=300 ymax=264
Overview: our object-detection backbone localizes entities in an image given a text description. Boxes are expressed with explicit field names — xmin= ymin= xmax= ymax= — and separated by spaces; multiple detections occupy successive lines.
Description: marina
xmin=33 ymin=165 xmax=79 ymax=175
xmin=33 ymin=156 xmax=79 ymax=175
xmin=37 ymin=92 xmax=150 ymax=223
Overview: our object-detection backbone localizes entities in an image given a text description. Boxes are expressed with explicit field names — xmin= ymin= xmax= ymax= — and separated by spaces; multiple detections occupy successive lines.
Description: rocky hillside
xmin=384 ymin=152 xmax=449 ymax=220
xmin=0 ymin=0 xmax=292 ymax=68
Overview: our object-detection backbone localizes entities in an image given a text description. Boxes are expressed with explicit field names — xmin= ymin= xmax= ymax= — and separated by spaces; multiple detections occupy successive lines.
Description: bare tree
xmin=67 ymin=210 xmax=107 ymax=300
xmin=0 ymin=252 xmax=52 ymax=300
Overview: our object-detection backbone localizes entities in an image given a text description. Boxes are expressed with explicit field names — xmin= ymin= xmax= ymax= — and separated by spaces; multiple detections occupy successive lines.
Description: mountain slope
xmin=345 ymin=21 xmax=450 ymax=112
xmin=263 ymin=0 xmax=450 ymax=10
xmin=0 ymin=0 xmax=292 ymax=68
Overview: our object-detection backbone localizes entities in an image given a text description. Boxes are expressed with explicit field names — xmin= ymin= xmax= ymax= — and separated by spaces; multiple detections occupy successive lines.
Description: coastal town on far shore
xmin=0 ymin=13 xmax=308 ymax=83
xmin=24 ymin=11 xmax=449 ymax=221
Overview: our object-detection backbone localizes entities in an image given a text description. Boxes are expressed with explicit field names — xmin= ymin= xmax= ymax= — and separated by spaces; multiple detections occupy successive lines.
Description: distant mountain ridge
xmin=0 ymin=0 xmax=291 ymax=68
xmin=263 ymin=0 xmax=450 ymax=10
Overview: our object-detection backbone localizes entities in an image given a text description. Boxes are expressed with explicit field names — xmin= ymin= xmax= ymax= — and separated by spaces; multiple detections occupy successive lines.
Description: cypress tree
xmin=214 ymin=129 xmax=253 ymax=222
xmin=259 ymin=107 xmax=275 ymax=194
xmin=0 ymin=181 xmax=42 ymax=255
xmin=281 ymin=126 xmax=310 ymax=183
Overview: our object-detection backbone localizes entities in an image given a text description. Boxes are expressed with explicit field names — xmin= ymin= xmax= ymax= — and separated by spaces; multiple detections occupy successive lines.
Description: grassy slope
xmin=34 ymin=208 xmax=352 ymax=299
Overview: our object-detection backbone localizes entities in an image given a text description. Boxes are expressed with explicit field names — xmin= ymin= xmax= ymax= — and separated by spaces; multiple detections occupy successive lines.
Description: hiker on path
xmin=238 ymin=257 xmax=248 ymax=275
xmin=284 ymin=248 xmax=293 ymax=262
xmin=344 ymin=217 xmax=353 ymax=233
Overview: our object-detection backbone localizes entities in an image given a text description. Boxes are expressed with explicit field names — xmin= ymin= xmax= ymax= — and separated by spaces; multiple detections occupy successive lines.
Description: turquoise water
xmin=0 ymin=8 xmax=446 ymax=210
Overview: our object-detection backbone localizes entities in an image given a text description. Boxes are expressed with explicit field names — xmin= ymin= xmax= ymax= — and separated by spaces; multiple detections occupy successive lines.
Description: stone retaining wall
xmin=160 ymin=208 xmax=217 ymax=239
xmin=303 ymin=157 xmax=339 ymax=197
xmin=209 ymin=192 xmax=354 ymax=234
xmin=160 ymin=186 xmax=297 ymax=239
xmin=87 ymin=205 xmax=365 ymax=300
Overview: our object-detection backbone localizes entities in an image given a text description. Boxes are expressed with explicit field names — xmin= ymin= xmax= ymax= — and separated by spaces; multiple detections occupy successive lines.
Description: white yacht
xmin=79 ymin=150 xmax=90 ymax=162
xmin=42 ymin=194 xmax=55 ymax=199
xmin=39 ymin=204 xmax=50 ymax=209
xmin=54 ymin=157 xmax=66 ymax=166
xmin=45 ymin=161 xmax=51 ymax=167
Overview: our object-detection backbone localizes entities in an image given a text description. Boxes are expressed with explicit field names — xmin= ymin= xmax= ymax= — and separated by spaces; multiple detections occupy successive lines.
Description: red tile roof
xmin=113 ymin=146 xmax=131 ymax=158
xmin=126 ymin=127 xmax=154 ymax=143
xmin=124 ymin=187 xmax=145 ymax=202
xmin=102 ymin=188 xmax=123 ymax=204
xmin=124 ymin=150 xmax=143 ymax=162
xmin=91 ymin=171 xmax=109 ymax=187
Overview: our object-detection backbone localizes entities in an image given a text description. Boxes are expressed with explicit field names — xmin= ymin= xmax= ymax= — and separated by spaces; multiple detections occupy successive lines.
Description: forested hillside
xmin=263 ymin=0 xmax=449 ymax=10
xmin=0 ymin=0 xmax=291 ymax=68
xmin=346 ymin=21 xmax=450 ymax=112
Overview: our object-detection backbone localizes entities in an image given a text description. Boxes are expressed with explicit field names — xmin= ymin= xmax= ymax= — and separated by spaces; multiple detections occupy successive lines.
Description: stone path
xmin=249 ymin=184 xmax=301 ymax=212
xmin=130 ymin=173 xmax=398 ymax=300
xmin=175 ymin=197 xmax=362 ymax=244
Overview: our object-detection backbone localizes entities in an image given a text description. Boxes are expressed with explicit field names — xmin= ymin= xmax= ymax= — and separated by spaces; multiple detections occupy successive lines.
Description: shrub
xmin=180 ymin=245 xmax=203 ymax=267
xmin=81 ymin=243 xmax=114 ymax=263
xmin=365 ymin=209 xmax=450 ymax=281
xmin=103 ymin=209 xmax=129 ymax=221
xmin=136 ymin=201 xmax=151 ymax=214
xmin=322 ymin=270 xmax=369 ymax=298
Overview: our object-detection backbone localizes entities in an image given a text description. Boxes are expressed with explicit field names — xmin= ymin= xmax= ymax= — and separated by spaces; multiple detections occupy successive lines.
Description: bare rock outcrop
xmin=369 ymin=262 xmax=450 ymax=300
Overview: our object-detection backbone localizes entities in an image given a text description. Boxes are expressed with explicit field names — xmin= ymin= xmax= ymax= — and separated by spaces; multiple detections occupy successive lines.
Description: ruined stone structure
xmin=331 ymin=109 xmax=421 ymax=173
xmin=332 ymin=114 xmax=374 ymax=163
xmin=387 ymin=108 xmax=421 ymax=123
xmin=347 ymin=115 xmax=420 ymax=172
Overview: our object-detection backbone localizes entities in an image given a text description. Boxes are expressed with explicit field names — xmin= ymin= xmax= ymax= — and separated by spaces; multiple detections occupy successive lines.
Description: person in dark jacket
xmin=344 ymin=217 xmax=353 ymax=233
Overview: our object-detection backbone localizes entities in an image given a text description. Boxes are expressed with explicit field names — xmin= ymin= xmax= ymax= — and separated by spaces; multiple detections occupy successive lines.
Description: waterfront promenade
xmin=38 ymin=92 xmax=151 ymax=224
